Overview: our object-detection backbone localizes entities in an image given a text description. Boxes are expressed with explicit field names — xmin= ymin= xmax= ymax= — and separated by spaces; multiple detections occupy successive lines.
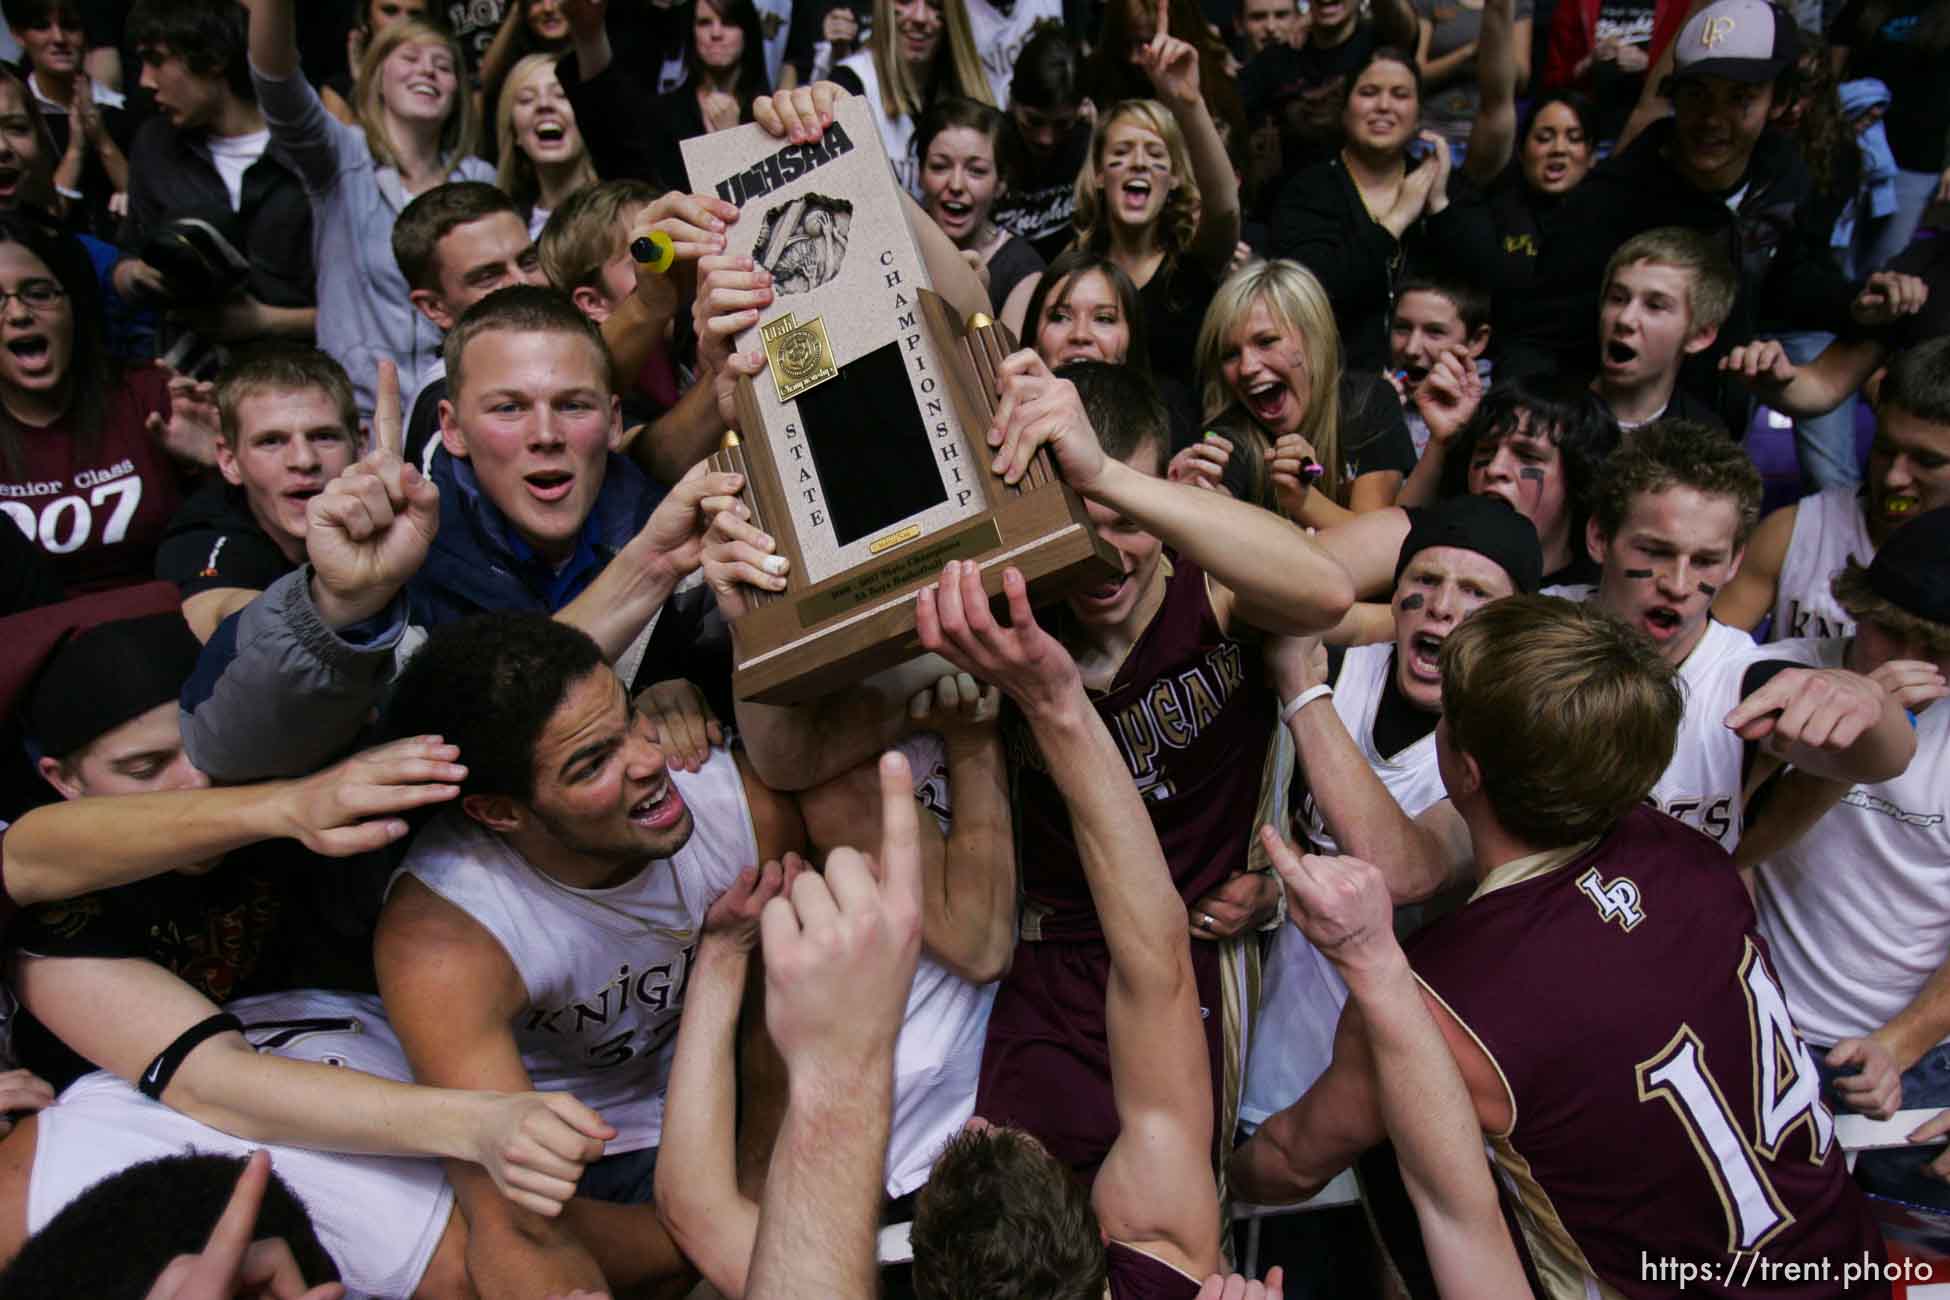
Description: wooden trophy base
xmin=709 ymin=293 xmax=1118 ymax=704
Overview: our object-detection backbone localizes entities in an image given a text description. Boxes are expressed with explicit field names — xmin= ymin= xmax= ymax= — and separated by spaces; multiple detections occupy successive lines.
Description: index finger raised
xmin=374 ymin=360 xmax=404 ymax=459
xmin=877 ymin=749 xmax=921 ymax=916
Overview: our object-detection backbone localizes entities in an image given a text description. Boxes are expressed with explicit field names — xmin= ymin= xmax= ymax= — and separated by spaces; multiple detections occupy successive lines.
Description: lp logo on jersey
xmin=1578 ymin=867 xmax=1646 ymax=932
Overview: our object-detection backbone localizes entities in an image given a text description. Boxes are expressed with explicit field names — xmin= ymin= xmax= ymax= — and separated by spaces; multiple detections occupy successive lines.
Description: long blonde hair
xmin=1070 ymin=100 xmax=1197 ymax=258
xmin=355 ymin=18 xmax=481 ymax=175
xmin=494 ymin=53 xmax=596 ymax=212
xmin=1195 ymin=260 xmax=1347 ymax=504
xmin=869 ymin=0 xmax=992 ymax=120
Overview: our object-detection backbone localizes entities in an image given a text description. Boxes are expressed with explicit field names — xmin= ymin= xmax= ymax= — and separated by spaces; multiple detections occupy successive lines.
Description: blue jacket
xmin=181 ymin=453 xmax=727 ymax=783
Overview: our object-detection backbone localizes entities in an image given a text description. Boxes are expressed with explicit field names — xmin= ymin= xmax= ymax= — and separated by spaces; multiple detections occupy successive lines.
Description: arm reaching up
xmin=917 ymin=560 xmax=1222 ymax=1277
xmin=745 ymin=754 xmax=926 ymax=1300
xmin=1267 ymin=836 xmax=1527 ymax=1299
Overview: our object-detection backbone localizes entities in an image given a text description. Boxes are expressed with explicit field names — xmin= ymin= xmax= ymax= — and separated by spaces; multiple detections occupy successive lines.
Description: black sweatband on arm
xmin=138 ymin=1013 xmax=243 ymax=1101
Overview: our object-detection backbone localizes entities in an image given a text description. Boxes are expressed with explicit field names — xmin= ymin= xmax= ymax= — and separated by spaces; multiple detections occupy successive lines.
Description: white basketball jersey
xmin=1241 ymin=645 xmax=1446 ymax=1128
xmin=1649 ymin=620 xmax=1824 ymax=850
xmin=395 ymin=749 xmax=754 ymax=1153
xmin=963 ymin=0 xmax=1062 ymax=111
xmin=883 ymin=732 xmax=997 ymax=1199
xmin=837 ymin=53 xmax=920 ymax=197
xmin=1770 ymin=486 xmax=1873 ymax=643
xmin=1756 ymin=640 xmax=1950 ymax=1046
xmin=29 ymin=991 xmax=453 ymax=1300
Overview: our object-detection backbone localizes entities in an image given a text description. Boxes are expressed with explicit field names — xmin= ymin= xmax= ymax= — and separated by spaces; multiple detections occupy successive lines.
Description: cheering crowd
xmin=0 ymin=0 xmax=1945 ymax=1293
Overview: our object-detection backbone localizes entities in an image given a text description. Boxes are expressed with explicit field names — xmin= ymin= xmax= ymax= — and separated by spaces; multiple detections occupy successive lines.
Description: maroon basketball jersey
xmin=1410 ymin=805 xmax=1887 ymax=1298
xmin=1006 ymin=552 xmax=1279 ymax=942
xmin=1105 ymin=1240 xmax=1203 ymax=1300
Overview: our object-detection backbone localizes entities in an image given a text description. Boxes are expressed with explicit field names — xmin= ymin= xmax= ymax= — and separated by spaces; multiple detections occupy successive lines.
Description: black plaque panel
xmin=796 ymin=341 xmax=947 ymax=547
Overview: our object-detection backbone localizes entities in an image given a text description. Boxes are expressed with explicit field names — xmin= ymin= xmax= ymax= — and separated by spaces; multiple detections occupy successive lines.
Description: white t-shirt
xmin=1241 ymin=644 xmax=1448 ymax=1128
xmin=963 ymin=0 xmax=1062 ymax=109
xmin=201 ymin=128 xmax=273 ymax=211
xmin=838 ymin=51 xmax=920 ymax=196
xmin=1771 ymin=485 xmax=1873 ymax=643
xmin=885 ymin=731 xmax=999 ymax=1198
xmin=30 ymin=991 xmax=454 ymax=1300
xmin=394 ymin=748 xmax=755 ymax=1154
xmin=1756 ymin=638 xmax=1950 ymax=1047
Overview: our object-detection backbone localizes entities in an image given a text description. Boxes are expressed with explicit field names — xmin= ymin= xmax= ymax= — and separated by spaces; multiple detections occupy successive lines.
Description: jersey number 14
xmin=1635 ymin=938 xmax=1836 ymax=1253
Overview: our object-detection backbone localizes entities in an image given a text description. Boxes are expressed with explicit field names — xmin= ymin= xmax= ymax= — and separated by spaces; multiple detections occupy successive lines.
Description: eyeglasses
xmin=0 ymin=282 xmax=65 ymax=312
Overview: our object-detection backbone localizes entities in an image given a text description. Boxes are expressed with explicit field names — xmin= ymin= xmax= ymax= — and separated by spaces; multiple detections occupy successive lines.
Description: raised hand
xmin=693 ymin=254 xmax=774 ymax=376
xmin=703 ymin=857 xmax=801 ymax=951
xmin=628 ymin=462 xmax=749 ymax=580
xmin=699 ymin=485 xmax=787 ymax=618
xmin=1850 ymin=271 xmax=1929 ymax=328
xmin=915 ymin=559 xmax=1083 ymax=718
xmin=633 ymin=189 xmax=738 ymax=308
xmin=142 ymin=1149 xmax=346 ymax=1300
xmin=277 ymin=735 xmax=466 ymax=855
xmin=1167 ymin=434 xmax=1231 ymax=494
xmin=906 ymin=671 xmax=1002 ymax=742
xmin=1718 ymin=338 xmax=1797 ymax=393
xmin=469 ymin=1091 xmax=615 ymax=1218
xmin=1260 ymin=827 xmax=1401 ymax=980
xmin=1263 ymin=633 xmax=1328 ymax=702
xmin=987 ymin=349 xmax=1109 ymax=490
xmin=1414 ymin=350 xmax=1481 ymax=447
xmin=760 ymin=751 xmax=924 ymax=1077
xmin=305 ymin=361 xmax=440 ymax=627
xmin=1267 ymin=431 xmax=1320 ymax=520
xmin=752 ymin=82 xmax=848 ymax=145
xmin=634 ymin=678 xmax=723 ymax=773
xmin=148 ymin=365 xmax=221 ymax=467
xmin=1135 ymin=0 xmax=1202 ymax=113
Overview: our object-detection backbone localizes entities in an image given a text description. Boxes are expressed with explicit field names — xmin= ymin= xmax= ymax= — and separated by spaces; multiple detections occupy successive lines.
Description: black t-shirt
xmin=1832 ymin=0 xmax=1950 ymax=173
xmin=1338 ymin=371 xmax=1420 ymax=485
xmin=1240 ymin=27 xmax=1382 ymax=172
xmin=6 ymin=842 xmax=293 ymax=1087
xmin=1137 ymin=259 xmax=1222 ymax=387
xmin=994 ymin=120 xmax=1092 ymax=264
xmin=155 ymin=482 xmax=296 ymax=598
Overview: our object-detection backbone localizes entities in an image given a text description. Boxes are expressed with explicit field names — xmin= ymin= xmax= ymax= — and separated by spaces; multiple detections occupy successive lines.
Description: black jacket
xmin=1501 ymin=119 xmax=1855 ymax=422
xmin=118 ymin=116 xmax=316 ymax=309
xmin=1269 ymin=155 xmax=1476 ymax=373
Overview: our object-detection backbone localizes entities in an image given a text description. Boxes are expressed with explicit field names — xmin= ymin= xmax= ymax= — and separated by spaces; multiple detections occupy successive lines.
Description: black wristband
xmin=138 ymin=1013 xmax=243 ymax=1101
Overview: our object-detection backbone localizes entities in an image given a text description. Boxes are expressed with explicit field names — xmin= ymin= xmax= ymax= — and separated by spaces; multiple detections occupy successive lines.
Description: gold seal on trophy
xmin=760 ymin=312 xmax=838 ymax=403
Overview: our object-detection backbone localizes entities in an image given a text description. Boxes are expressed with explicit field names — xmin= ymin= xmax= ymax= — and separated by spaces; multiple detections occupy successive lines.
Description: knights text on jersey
xmin=394 ymin=748 xmax=755 ymax=1153
xmin=1770 ymin=486 xmax=1872 ymax=643
xmin=1410 ymin=806 xmax=1888 ymax=1299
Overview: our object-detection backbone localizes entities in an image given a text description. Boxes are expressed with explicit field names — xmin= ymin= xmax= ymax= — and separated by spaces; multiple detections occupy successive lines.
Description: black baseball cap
xmin=1866 ymin=507 xmax=1950 ymax=628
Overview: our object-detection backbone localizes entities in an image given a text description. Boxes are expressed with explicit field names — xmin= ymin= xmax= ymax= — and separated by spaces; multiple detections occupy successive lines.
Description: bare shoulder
xmin=375 ymin=875 xmax=525 ymax=1017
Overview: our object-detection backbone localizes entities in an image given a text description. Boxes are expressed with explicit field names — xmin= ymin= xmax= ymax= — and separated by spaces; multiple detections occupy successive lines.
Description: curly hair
xmin=1590 ymin=419 xmax=1763 ymax=549
xmin=1832 ymin=560 xmax=1950 ymax=657
xmin=1437 ymin=373 xmax=1621 ymax=551
xmin=1441 ymin=596 xmax=1682 ymax=847
xmin=1071 ymin=100 xmax=1200 ymax=261
xmin=386 ymin=612 xmax=607 ymax=803
xmin=910 ymin=1126 xmax=1106 ymax=1300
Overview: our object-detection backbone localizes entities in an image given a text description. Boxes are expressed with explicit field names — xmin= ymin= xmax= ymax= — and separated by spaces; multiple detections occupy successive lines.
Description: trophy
xmin=682 ymin=99 xmax=1117 ymax=704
